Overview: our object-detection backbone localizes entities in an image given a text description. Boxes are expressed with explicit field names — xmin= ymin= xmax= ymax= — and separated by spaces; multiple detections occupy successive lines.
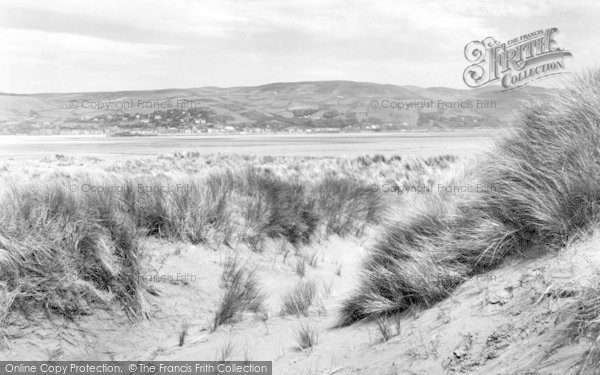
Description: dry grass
xmin=560 ymin=272 xmax=600 ymax=374
xmin=0 ymin=151 xmax=454 ymax=323
xmin=281 ymin=280 xmax=318 ymax=316
xmin=242 ymin=345 xmax=254 ymax=363
xmin=375 ymin=315 xmax=402 ymax=342
xmin=335 ymin=262 xmax=342 ymax=276
xmin=315 ymin=176 xmax=385 ymax=237
xmin=178 ymin=322 xmax=189 ymax=347
xmin=215 ymin=341 xmax=236 ymax=362
xmin=0 ymin=179 xmax=145 ymax=320
xmin=321 ymin=280 xmax=334 ymax=298
xmin=305 ymin=252 xmax=319 ymax=267
xmin=213 ymin=257 xmax=265 ymax=330
xmin=339 ymin=70 xmax=600 ymax=326
xmin=295 ymin=323 xmax=318 ymax=350
xmin=295 ymin=258 xmax=307 ymax=278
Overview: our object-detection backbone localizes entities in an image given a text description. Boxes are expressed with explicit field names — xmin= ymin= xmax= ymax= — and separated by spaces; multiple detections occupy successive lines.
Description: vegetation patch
xmin=339 ymin=71 xmax=600 ymax=326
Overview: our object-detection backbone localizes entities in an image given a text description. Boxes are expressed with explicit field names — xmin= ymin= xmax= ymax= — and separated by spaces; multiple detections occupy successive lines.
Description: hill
xmin=0 ymin=81 xmax=551 ymax=135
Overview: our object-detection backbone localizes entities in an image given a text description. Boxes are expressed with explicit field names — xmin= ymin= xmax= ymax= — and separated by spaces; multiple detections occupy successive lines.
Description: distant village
xmin=1 ymin=105 xmax=488 ymax=136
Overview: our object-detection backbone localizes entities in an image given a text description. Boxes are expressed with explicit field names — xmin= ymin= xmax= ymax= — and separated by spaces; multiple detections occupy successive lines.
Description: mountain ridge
xmin=0 ymin=81 xmax=552 ymax=134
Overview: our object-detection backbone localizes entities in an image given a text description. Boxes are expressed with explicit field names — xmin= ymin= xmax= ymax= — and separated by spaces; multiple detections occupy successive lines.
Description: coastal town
xmin=1 ymin=104 xmax=487 ymax=136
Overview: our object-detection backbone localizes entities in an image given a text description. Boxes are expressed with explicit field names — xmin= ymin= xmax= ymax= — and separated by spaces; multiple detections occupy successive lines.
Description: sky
xmin=0 ymin=0 xmax=599 ymax=93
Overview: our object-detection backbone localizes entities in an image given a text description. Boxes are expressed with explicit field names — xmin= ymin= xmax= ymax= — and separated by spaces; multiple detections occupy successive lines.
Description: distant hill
xmin=0 ymin=81 xmax=552 ymax=134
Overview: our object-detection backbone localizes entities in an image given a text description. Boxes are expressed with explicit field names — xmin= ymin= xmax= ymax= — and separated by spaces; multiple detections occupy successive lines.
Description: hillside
xmin=0 ymin=81 xmax=551 ymax=135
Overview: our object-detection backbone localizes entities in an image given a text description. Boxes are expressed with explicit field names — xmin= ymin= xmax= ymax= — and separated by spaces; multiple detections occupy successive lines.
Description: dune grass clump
xmin=0 ymin=179 xmax=145 ymax=320
xmin=294 ymin=323 xmax=318 ymax=350
xmin=123 ymin=173 xmax=234 ymax=245
xmin=213 ymin=257 xmax=265 ymax=330
xmin=178 ymin=322 xmax=190 ymax=346
xmin=314 ymin=177 xmax=385 ymax=236
xmin=339 ymin=70 xmax=600 ymax=326
xmin=295 ymin=257 xmax=307 ymax=277
xmin=120 ymin=167 xmax=322 ymax=247
xmin=245 ymin=169 xmax=320 ymax=246
xmin=281 ymin=279 xmax=318 ymax=316
xmin=215 ymin=341 xmax=236 ymax=362
xmin=423 ymin=155 xmax=458 ymax=168
xmin=572 ymin=284 xmax=600 ymax=374
xmin=375 ymin=315 xmax=402 ymax=342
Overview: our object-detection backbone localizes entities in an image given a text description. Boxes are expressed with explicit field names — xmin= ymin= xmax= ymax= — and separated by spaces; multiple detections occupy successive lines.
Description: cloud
xmin=0 ymin=0 xmax=598 ymax=92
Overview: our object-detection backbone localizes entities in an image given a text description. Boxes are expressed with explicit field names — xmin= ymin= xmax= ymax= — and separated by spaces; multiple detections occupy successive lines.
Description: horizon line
xmin=0 ymin=79 xmax=540 ymax=96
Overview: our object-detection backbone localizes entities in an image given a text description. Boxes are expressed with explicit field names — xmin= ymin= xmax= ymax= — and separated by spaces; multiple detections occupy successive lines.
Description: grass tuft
xmin=294 ymin=323 xmax=318 ymax=350
xmin=213 ymin=257 xmax=265 ymax=330
xmin=375 ymin=315 xmax=402 ymax=342
xmin=281 ymin=280 xmax=318 ymax=317
xmin=339 ymin=70 xmax=600 ymax=326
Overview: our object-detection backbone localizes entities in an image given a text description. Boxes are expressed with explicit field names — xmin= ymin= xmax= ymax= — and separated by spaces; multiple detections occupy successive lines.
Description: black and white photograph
xmin=1 ymin=1 xmax=599 ymax=374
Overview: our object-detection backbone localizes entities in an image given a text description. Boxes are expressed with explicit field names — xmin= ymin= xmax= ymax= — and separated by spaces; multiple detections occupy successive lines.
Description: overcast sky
xmin=1 ymin=0 xmax=599 ymax=93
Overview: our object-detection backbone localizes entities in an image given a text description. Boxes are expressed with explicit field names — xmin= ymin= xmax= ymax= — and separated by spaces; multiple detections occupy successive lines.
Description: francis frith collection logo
xmin=463 ymin=27 xmax=572 ymax=90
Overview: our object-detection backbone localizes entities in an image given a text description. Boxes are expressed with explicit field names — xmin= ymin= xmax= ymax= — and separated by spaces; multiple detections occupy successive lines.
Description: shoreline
xmin=0 ymin=128 xmax=499 ymax=142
